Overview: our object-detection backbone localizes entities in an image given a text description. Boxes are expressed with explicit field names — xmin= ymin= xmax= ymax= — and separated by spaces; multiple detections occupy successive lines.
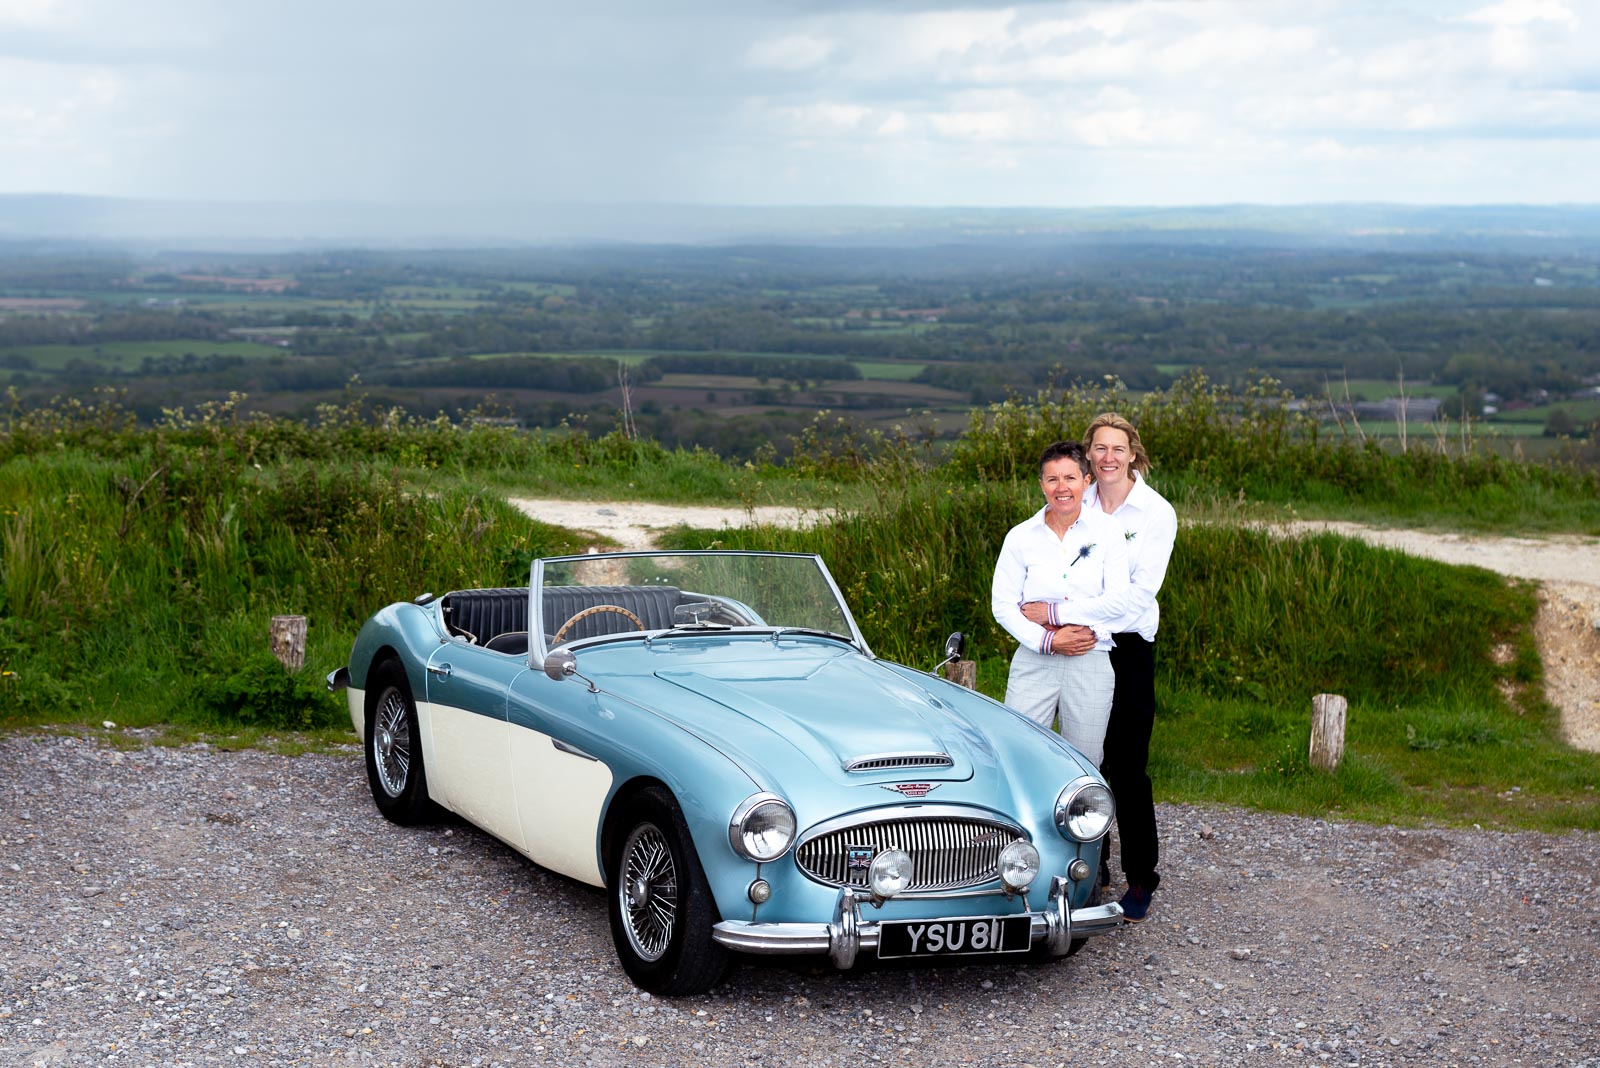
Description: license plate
xmin=876 ymin=915 xmax=1031 ymax=959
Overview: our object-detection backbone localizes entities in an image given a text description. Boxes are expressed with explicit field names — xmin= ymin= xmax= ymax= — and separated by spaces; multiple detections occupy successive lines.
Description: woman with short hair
xmin=990 ymin=439 xmax=1131 ymax=767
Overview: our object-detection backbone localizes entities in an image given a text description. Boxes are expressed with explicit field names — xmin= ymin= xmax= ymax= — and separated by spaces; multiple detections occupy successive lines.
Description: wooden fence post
xmin=270 ymin=615 xmax=308 ymax=672
xmin=1309 ymin=693 xmax=1347 ymax=772
xmin=940 ymin=660 xmax=977 ymax=690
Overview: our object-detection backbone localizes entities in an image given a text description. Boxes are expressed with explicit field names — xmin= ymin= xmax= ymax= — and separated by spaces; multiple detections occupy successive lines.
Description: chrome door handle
xmin=427 ymin=663 xmax=452 ymax=679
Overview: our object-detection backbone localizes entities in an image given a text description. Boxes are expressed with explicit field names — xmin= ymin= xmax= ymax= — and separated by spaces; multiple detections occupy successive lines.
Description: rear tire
xmin=364 ymin=659 xmax=435 ymax=825
xmin=607 ymin=786 xmax=729 ymax=996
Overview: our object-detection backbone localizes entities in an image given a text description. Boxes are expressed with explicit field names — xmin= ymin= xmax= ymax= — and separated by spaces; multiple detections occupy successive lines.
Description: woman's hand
xmin=1021 ymin=600 xmax=1053 ymax=625
xmin=1048 ymin=624 xmax=1097 ymax=656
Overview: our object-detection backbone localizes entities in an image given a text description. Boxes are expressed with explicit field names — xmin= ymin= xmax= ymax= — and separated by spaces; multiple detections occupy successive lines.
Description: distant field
xmin=648 ymin=373 xmax=962 ymax=401
xmin=496 ymin=350 xmax=936 ymax=382
xmin=494 ymin=281 xmax=578 ymax=297
xmin=1347 ymin=419 xmax=1547 ymax=441
xmin=0 ymin=297 xmax=86 ymax=312
xmin=1318 ymin=378 xmax=1458 ymax=401
xmin=1 ymin=338 xmax=288 ymax=371
xmin=378 ymin=285 xmax=493 ymax=310
xmin=472 ymin=350 xmax=654 ymax=366
xmin=1487 ymin=398 xmax=1600 ymax=425
xmin=67 ymin=291 xmax=367 ymax=313
xmin=852 ymin=361 xmax=927 ymax=381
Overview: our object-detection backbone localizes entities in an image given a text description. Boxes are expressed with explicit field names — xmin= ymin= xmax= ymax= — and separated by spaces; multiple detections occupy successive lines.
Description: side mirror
xmin=542 ymin=649 xmax=599 ymax=693
xmin=542 ymin=649 xmax=578 ymax=682
xmin=934 ymin=631 xmax=966 ymax=672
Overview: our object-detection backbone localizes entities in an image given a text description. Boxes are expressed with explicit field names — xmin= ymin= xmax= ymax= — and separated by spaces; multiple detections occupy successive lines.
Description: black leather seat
xmin=441 ymin=587 xmax=527 ymax=645
xmin=483 ymin=630 xmax=529 ymax=656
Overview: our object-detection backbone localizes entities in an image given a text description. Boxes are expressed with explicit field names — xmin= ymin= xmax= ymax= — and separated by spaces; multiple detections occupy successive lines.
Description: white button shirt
xmin=991 ymin=505 xmax=1132 ymax=654
xmin=1083 ymin=472 xmax=1178 ymax=641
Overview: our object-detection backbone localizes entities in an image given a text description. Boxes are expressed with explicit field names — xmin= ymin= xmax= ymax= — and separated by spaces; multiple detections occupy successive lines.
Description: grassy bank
xmin=4 ymin=384 xmax=1598 ymax=830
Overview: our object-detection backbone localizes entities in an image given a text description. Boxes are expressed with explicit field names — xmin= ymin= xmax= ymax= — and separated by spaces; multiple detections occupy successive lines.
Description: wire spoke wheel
xmin=363 ymin=661 xmax=433 ymax=825
xmin=373 ymin=688 xmax=412 ymax=798
xmin=618 ymin=823 xmax=678 ymax=962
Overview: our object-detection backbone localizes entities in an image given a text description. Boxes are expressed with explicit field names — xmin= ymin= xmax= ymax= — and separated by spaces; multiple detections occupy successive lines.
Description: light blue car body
xmin=338 ymin=551 xmax=1120 ymax=981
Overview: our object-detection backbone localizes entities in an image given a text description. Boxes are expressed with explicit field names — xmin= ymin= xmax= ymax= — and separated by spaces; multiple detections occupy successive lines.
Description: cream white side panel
xmin=420 ymin=701 xmax=524 ymax=851
xmin=508 ymin=729 xmax=612 ymax=887
xmin=346 ymin=687 xmax=366 ymax=739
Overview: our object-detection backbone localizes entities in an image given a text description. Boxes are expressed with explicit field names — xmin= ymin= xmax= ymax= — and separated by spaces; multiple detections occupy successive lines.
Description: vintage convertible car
xmin=330 ymin=550 xmax=1123 ymax=994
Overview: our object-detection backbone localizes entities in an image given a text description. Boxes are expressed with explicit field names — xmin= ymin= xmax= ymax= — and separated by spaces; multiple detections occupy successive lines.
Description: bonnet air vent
xmin=844 ymin=753 xmax=954 ymax=773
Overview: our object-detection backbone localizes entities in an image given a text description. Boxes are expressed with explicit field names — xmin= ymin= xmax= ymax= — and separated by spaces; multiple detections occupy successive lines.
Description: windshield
xmin=534 ymin=552 xmax=864 ymax=652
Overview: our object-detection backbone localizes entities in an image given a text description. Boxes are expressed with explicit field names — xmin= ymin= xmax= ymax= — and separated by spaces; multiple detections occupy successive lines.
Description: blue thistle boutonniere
xmin=1070 ymin=543 xmax=1095 ymax=566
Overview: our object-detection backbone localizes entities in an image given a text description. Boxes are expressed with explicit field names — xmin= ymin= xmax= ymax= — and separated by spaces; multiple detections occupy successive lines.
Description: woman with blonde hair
xmin=1077 ymin=411 xmax=1177 ymax=923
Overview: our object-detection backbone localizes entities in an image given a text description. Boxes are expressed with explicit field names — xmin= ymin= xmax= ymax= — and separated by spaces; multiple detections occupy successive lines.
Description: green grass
xmin=947 ymin=376 xmax=1600 ymax=534
xmin=4 ymin=379 xmax=1599 ymax=832
xmin=0 ymin=445 xmax=591 ymax=733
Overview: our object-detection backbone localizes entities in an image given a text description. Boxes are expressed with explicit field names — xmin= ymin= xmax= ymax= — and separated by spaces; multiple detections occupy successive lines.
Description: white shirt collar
xmin=1088 ymin=470 xmax=1154 ymax=514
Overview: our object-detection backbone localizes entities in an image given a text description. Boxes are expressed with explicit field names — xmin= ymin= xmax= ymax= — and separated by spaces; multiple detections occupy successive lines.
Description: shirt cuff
xmin=1038 ymin=628 xmax=1055 ymax=655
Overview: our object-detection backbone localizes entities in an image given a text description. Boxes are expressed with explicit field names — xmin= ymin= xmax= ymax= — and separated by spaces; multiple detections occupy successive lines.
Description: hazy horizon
xmin=10 ymin=195 xmax=1600 ymax=252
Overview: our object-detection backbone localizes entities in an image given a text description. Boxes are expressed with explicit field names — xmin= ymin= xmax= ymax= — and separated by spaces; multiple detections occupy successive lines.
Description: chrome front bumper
xmin=711 ymin=876 xmax=1124 ymax=969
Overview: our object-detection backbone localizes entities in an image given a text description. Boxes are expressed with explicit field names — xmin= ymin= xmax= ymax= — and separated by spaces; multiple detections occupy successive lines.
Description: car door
xmin=503 ymin=669 xmax=615 ymax=887
xmin=422 ymin=641 xmax=526 ymax=851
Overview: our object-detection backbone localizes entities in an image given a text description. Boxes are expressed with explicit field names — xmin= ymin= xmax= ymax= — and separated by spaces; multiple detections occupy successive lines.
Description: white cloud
xmin=0 ymin=0 xmax=66 ymax=26
xmin=876 ymin=110 xmax=908 ymax=136
xmin=1301 ymin=137 xmax=1375 ymax=161
xmin=1464 ymin=0 xmax=1579 ymax=28
xmin=745 ymin=33 xmax=835 ymax=72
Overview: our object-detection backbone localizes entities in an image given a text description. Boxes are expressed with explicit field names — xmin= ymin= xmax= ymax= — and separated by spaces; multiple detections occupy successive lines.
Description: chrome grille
xmin=794 ymin=814 xmax=1025 ymax=891
xmin=844 ymin=752 xmax=953 ymax=773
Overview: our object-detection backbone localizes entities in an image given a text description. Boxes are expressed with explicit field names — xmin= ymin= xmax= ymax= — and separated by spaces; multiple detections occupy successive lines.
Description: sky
xmin=2 ymin=0 xmax=1599 ymax=208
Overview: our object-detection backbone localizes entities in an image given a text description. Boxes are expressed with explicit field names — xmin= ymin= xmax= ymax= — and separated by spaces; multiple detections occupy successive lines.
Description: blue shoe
xmin=1119 ymin=883 xmax=1152 ymax=923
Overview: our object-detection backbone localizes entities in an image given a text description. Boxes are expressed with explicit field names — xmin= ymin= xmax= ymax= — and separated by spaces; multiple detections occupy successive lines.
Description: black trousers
xmin=1103 ymin=631 xmax=1160 ymax=892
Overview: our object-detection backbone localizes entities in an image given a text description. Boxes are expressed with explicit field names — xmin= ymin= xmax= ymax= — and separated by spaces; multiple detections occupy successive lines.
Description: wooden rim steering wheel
xmin=551 ymin=604 xmax=646 ymax=644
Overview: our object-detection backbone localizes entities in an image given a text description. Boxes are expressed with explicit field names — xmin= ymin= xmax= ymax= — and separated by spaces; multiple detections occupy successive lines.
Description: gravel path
xmin=4 ymin=733 xmax=1599 ymax=1067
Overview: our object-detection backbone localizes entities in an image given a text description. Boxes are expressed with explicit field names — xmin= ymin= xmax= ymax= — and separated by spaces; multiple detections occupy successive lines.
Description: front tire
xmin=607 ymin=787 xmax=729 ymax=996
xmin=364 ymin=659 xmax=434 ymax=825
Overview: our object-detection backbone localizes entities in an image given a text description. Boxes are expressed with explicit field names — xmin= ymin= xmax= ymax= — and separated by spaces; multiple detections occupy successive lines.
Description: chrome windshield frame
xmin=528 ymin=550 xmax=874 ymax=665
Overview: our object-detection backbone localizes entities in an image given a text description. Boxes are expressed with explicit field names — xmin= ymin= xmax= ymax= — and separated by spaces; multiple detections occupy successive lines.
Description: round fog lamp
xmin=748 ymin=878 xmax=772 ymax=904
xmin=868 ymin=848 xmax=913 ymax=898
xmin=998 ymin=839 xmax=1041 ymax=893
xmin=1068 ymin=858 xmax=1092 ymax=883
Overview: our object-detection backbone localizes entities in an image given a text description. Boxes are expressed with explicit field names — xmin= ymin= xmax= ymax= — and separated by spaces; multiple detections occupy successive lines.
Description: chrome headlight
xmin=998 ymin=839 xmax=1040 ymax=893
xmin=1055 ymin=778 xmax=1115 ymax=842
xmin=868 ymin=848 xmax=913 ymax=898
xmin=728 ymin=793 xmax=797 ymax=862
